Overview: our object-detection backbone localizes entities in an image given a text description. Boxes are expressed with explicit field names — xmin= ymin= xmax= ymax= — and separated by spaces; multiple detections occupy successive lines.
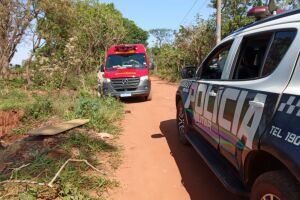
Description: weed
xmin=25 ymin=94 xmax=54 ymax=120
xmin=72 ymin=96 xmax=123 ymax=134
xmin=62 ymin=132 xmax=116 ymax=158
xmin=12 ymin=124 xmax=33 ymax=135
xmin=19 ymin=188 xmax=38 ymax=200
xmin=0 ymin=89 xmax=30 ymax=110
xmin=52 ymin=93 xmax=77 ymax=119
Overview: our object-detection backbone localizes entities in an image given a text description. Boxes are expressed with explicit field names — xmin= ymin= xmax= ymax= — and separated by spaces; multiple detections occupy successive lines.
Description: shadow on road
xmin=120 ymin=97 xmax=147 ymax=104
xmin=158 ymin=119 xmax=246 ymax=200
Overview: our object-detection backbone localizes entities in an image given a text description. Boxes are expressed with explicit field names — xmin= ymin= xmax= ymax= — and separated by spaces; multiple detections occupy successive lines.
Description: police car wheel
xmin=251 ymin=170 xmax=300 ymax=200
xmin=176 ymin=100 xmax=189 ymax=145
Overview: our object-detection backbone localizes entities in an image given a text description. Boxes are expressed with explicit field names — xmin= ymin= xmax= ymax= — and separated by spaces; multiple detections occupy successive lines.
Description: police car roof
xmin=225 ymin=8 xmax=300 ymax=40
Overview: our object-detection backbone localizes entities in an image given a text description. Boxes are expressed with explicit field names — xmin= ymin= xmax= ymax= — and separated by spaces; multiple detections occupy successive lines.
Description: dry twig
xmin=48 ymin=159 xmax=103 ymax=187
xmin=9 ymin=163 xmax=31 ymax=179
xmin=0 ymin=159 xmax=103 ymax=188
xmin=0 ymin=180 xmax=46 ymax=186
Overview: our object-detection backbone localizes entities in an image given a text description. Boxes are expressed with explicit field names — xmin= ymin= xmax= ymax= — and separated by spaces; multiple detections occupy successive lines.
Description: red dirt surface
xmin=110 ymin=77 xmax=245 ymax=200
xmin=0 ymin=110 xmax=24 ymax=138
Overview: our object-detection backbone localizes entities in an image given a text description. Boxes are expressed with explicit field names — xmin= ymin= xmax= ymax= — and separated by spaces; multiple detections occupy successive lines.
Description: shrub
xmin=26 ymin=94 xmax=54 ymax=119
xmin=73 ymin=96 xmax=123 ymax=134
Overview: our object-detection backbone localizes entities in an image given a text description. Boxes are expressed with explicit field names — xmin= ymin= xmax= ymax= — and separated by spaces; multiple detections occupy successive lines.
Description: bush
xmin=73 ymin=96 xmax=123 ymax=134
xmin=26 ymin=94 xmax=54 ymax=119
xmin=8 ymin=77 xmax=27 ymax=88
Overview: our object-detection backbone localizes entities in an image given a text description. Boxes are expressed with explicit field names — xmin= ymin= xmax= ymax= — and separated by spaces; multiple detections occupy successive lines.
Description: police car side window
xmin=262 ymin=31 xmax=297 ymax=76
xmin=233 ymin=33 xmax=273 ymax=80
xmin=200 ymin=41 xmax=233 ymax=80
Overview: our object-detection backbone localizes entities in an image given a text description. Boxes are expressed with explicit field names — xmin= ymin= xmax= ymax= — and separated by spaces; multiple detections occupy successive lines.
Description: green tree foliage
xmin=150 ymin=16 xmax=216 ymax=81
xmin=29 ymin=0 xmax=148 ymax=88
xmin=37 ymin=0 xmax=75 ymax=59
xmin=122 ymin=18 xmax=149 ymax=45
xmin=277 ymin=0 xmax=300 ymax=9
xmin=210 ymin=0 xmax=255 ymax=38
xmin=175 ymin=17 xmax=216 ymax=67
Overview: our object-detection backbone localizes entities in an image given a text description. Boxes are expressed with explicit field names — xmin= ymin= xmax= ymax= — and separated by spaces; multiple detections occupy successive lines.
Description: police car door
xmin=188 ymin=40 xmax=234 ymax=149
xmin=217 ymin=28 xmax=298 ymax=169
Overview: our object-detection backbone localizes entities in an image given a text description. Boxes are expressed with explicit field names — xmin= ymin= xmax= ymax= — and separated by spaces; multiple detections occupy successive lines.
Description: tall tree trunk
xmin=26 ymin=54 xmax=33 ymax=85
xmin=0 ymin=55 xmax=9 ymax=79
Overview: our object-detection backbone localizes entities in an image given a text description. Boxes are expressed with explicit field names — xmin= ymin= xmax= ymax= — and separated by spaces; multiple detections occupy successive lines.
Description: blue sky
xmin=12 ymin=0 xmax=214 ymax=65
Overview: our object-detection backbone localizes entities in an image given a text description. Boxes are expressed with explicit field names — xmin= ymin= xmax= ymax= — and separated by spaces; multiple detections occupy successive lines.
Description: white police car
xmin=176 ymin=3 xmax=300 ymax=200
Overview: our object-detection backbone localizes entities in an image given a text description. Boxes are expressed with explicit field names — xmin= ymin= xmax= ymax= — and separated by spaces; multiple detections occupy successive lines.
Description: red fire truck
xmin=98 ymin=44 xmax=151 ymax=100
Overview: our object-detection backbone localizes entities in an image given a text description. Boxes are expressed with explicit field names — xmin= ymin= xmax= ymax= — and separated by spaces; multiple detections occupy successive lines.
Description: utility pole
xmin=216 ymin=0 xmax=221 ymax=44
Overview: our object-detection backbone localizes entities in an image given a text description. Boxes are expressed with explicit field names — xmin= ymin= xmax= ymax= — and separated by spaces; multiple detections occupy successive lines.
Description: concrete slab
xmin=28 ymin=119 xmax=90 ymax=136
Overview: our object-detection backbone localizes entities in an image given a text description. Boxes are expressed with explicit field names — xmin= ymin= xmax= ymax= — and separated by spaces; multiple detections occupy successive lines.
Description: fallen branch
xmin=0 ymin=180 xmax=46 ymax=186
xmin=48 ymin=159 xmax=103 ymax=187
xmin=0 ymin=159 xmax=103 ymax=188
xmin=9 ymin=163 xmax=31 ymax=179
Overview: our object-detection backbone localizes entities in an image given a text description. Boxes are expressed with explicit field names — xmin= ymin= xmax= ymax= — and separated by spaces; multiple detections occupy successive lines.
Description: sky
xmin=11 ymin=0 xmax=214 ymax=65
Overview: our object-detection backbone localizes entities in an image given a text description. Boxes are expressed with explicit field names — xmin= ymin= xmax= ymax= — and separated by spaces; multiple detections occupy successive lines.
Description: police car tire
xmin=176 ymin=100 xmax=189 ymax=145
xmin=251 ymin=170 xmax=300 ymax=200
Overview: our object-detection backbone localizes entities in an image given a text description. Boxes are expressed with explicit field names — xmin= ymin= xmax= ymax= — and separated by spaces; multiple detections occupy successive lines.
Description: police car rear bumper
xmin=101 ymin=79 xmax=151 ymax=98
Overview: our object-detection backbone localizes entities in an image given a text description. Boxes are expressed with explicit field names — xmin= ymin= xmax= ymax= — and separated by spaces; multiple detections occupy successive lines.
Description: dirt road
xmin=111 ymin=77 xmax=244 ymax=200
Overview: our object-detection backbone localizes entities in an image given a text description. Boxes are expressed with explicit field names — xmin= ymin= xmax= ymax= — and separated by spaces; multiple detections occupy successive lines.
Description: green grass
xmin=61 ymin=132 xmax=117 ymax=156
xmin=0 ymin=84 xmax=123 ymax=135
xmin=0 ymin=88 xmax=31 ymax=111
xmin=1 ymin=131 xmax=119 ymax=199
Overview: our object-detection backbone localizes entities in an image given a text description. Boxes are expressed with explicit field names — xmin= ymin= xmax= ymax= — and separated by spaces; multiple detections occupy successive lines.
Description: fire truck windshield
xmin=106 ymin=53 xmax=147 ymax=70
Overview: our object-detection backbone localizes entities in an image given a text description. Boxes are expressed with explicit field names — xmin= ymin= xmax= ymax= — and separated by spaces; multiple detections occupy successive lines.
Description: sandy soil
xmin=110 ymin=76 xmax=244 ymax=200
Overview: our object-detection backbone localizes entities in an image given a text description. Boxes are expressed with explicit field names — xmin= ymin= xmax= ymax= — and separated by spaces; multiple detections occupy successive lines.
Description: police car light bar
xmin=247 ymin=0 xmax=286 ymax=21
xmin=115 ymin=45 xmax=137 ymax=52
xmin=247 ymin=6 xmax=272 ymax=20
xmin=247 ymin=6 xmax=285 ymax=20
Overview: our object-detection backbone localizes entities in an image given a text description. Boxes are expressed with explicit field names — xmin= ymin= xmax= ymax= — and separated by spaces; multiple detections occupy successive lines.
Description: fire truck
xmin=98 ymin=44 xmax=151 ymax=100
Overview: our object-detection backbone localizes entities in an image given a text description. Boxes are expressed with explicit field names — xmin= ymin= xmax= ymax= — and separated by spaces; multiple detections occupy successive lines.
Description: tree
xmin=0 ymin=0 xmax=38 ymax=78
xmin=276 ymin=0 xmax=300 ymax=9
xmin=149 ymin=28 xmax=174 ymax=48
xmin=122 ymin=18 xmax=149 ymax=46
xmin=210 ymin=0 xmax=255 ymax=38
xmin=27 ymin=0 xmax=148 ymax=88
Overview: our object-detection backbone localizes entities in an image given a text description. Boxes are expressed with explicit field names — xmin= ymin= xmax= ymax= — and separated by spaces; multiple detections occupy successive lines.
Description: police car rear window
xmin=232 ymin=30 xmax=297 ymax=80
xmin=262 ymin=31 xmax=297 ymax=76
xmin=233 ymin=33 xmax=273 ymax=80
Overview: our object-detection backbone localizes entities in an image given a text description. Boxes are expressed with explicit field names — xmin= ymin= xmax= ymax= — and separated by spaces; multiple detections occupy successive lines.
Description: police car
xmin=176 ymin=4 xmax=300 ymax=200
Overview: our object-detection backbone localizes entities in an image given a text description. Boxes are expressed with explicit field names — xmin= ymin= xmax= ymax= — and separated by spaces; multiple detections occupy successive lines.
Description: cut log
xmin=28 ymin=119 xmax=90 ymax=136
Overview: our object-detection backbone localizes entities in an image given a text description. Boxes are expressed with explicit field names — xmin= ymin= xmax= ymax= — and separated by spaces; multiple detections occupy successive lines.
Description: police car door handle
xmin=249 ymin=100 xmax=265 ymax=108
xmin=209 ymin=91 xmax=217 ymax=97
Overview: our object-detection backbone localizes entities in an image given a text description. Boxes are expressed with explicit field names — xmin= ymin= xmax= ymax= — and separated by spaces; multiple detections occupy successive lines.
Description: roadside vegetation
xmin=149 ymin=0 xmax=300 ymax=82
xmin=0 ymin=71 xmax=124 ymax=199
xmin=0 ymin=0 xmax=147 ymax=199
